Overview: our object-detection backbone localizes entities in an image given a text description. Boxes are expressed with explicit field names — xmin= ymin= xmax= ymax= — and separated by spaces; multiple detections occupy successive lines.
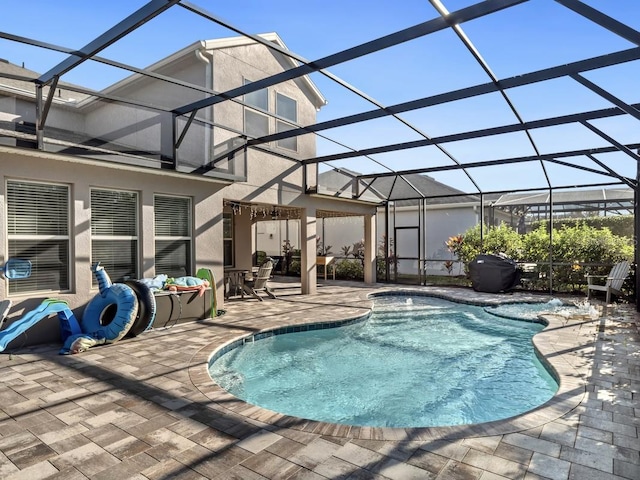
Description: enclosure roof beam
xmin=37 ymin=0 xmax=181 ymax=85
xmin=428 ymin=0 xmax=537 ymax=191
xmin=570 ymin=74 xmax=640 ymax=121
xmin=580 ymin=121 xmax=640 ymax=164
xmin=585 ymin=153 xmax=636 ymax=189
xmin=305 ymin=101 xmax=640 ymax=164
xmin=173 ymin=0 xmax=527 ymax=116
xmin=177 ymin=0 xmax=494 ymax=192
xmin=544 ymin=157 xmax=635 ymax=186
xmin=263 ymin=46 xmax=640 ymax=150
xmin=352 ymin=143 xmax=640 ymax=180
xmin=0 ymin=30 xmax=221 ymax=96
xmin=555 ymin=0 xmax=640 ymax=46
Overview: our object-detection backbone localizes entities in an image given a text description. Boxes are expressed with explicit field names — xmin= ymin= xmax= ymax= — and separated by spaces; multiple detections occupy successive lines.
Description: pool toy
xmin=164 ymin=276 xmax=209 ymax=296
xmin=1 ymin=258 xmax=32 ymax=280
xmin=79 ymin=263 xmax=138 ymax=342
xmin=124 ymin=279 xmax=157 ymax=337
xmin=0 ymin=259 xmax=82 ymax=353
xmin=0 ymin=298 xmax=80 ymax=353
xmin=61 ymin=263 xmax=139 ymax=354
xmin=196 ymin=268 xmax=217 ymax=318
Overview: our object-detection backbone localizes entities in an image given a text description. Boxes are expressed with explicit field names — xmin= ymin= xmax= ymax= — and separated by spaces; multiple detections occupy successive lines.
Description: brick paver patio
xmin=1 ymin=280 xmax=638 ymax=479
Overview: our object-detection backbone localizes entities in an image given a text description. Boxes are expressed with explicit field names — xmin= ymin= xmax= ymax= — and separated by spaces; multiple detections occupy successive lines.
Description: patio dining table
xmin=224 ymin=268 xmax=251 ymax=299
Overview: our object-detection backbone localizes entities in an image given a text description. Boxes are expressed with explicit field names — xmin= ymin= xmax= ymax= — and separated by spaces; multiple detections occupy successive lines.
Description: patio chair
xmin=586 ymin=260 xmax=630 ymax=304
xmin=242 ymin=258 xmax=277 ymax=301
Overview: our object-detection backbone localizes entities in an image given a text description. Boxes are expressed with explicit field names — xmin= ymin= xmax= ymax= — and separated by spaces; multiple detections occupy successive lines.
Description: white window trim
xmin=154 ymin=194 xmax=193 ymax=277
xmin=6 ymin=179 xmax=71 ymax=295
xmin=275 ymin=91 xmax=298 ymax=152
xmin=90 ymin=188 xmax=140 ymax=284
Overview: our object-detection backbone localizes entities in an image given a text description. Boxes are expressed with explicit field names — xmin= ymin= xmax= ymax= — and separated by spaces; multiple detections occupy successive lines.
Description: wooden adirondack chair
xmin=586 ymin=260 xmax=630 ymax=304
xmin=242 ymin=259 xmax=277 ymax=301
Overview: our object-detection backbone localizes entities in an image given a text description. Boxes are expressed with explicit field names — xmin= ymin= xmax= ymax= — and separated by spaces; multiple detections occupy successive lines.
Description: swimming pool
xmin=208 ymin=294 xmax=559 ymax=428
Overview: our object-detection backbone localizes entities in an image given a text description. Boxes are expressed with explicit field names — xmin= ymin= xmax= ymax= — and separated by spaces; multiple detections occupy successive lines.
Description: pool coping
xmin=188 ymin=288 xmax=590 ymax=441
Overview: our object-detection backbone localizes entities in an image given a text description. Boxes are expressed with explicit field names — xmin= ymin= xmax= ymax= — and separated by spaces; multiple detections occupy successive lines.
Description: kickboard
xmin=196 ymin=268 xmax=217 ymax=318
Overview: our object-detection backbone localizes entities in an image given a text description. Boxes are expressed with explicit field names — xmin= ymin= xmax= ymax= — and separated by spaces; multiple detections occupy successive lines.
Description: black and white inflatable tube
xmin=124 ymin=279 xmax=157 ymax=337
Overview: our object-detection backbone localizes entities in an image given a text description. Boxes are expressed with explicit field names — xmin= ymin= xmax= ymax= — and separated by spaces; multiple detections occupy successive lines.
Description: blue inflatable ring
xmin=81 ymin=264 xmax=138 ymax=343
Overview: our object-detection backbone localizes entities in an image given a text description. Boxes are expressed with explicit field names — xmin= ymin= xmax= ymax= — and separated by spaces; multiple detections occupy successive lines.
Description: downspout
xmin=195 ymin=46 xmax=213 ymax=163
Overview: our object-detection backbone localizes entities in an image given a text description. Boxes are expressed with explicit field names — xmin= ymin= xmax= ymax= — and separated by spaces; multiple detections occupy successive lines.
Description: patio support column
xmin=301 ymin=207 xmax=317 ymax=294
xmin=234 ymin=208 xmax=253 ymax=272
xmin=364 ymin=213 xmax=376 ymax=284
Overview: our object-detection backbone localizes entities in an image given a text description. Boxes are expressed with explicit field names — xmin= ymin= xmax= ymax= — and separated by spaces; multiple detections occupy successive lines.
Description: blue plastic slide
xmin=0 ymin=299 xmax=80 ymax=352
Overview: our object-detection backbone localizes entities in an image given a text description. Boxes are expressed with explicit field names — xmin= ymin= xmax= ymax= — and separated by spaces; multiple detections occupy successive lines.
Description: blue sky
xmin=2 ymin=0 xmax=639 ymax=194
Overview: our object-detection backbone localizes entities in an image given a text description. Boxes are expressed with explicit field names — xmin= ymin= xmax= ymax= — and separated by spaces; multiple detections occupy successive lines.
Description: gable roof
xmin=318 ymin=168 xmax=483 ymax=206
xmin=100 ymin=33 xmax=327 ymax=110
xmin=204 ymin=32 xmax=326 ymax=110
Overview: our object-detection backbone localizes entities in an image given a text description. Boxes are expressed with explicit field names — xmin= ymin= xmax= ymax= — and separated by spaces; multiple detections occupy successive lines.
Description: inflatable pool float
xmin=80 ymin=263 xmax=138 ymax=342
xmin=62 ymin=263 xmax=139 ymax=354
xmin=124 ymin=279 xmax=156 ymax=337
xmin=164 ymin=276 xmax=209 ymax=296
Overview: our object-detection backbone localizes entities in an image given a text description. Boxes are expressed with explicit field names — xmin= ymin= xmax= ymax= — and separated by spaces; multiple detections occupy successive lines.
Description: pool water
xmin=208 ymin=295 xmax=559 ymax=428
xmin=485 ymin=300 xmax=577 ymax=321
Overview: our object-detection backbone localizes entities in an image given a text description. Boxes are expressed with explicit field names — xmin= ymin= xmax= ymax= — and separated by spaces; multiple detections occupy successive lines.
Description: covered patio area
xmin=224 ymin=200 xmax=377 ymax=298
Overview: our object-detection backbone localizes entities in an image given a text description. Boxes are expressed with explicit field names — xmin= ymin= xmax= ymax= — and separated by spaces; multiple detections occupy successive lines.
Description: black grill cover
xmin=468 ymin=254 xmax=521 ymax=293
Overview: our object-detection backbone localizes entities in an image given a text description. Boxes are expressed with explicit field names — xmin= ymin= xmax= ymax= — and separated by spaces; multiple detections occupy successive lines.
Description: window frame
xmin=6 ymin=179 xmax=71 ymax=295
xmin=90 ymin=187 xmax=139 ymax=285
xmin=243 ymin=77 xmax=270 ymax=140
xmin=223 ymin=212 xmax=234 ymax=268
xmin=275 ymin=91 xmax=298 ymax=152
xmin=154 ymin=194 xmax=193 ymax=278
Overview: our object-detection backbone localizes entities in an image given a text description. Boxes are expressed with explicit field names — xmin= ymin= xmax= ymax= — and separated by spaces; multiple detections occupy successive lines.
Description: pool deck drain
xmin=1 ymin=280 xmax=638 ymax=479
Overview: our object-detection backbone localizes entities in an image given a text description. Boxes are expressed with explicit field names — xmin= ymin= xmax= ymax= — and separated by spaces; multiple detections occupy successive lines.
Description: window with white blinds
xmin=91 ymin=189 xmax=139 ymax=284
xmin=154 ymin=195 xmax=192 ymax=277
xmin=6 ymin=180 xmax=70 ymax=294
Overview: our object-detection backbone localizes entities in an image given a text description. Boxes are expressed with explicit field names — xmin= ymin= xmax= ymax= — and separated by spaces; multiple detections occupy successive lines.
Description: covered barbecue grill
xmin=468 ymin=254 xmax=521 ymax=293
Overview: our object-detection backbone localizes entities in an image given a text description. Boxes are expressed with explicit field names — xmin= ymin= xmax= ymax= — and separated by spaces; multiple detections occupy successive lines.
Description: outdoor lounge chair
xmin=242 ymin=259 xmax=277 ymax=301
xmin=586 ymin=260 xmax=630 ymax=304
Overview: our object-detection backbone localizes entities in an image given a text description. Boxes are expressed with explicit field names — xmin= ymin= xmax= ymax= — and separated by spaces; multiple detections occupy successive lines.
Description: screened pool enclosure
xmin=1 ymin=0 xmax=639 ymax=305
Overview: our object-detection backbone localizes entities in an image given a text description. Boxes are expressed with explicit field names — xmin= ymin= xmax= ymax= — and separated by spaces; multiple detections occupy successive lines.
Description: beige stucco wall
xmin=0 ymin=38 xmax=379 ymax=347
xmin=0 ymin=146 xmax=228 ymax=345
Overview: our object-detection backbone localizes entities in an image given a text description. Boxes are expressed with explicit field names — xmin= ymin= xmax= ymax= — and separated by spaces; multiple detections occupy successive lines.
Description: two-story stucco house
xmin=0 ymin=33 xmax=378 ymax=346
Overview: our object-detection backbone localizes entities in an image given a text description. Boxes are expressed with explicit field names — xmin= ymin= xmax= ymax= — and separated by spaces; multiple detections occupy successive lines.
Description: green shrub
xmin=376 ymin=257 xmax=397 ymax=280
xmin=289 ymin=259 xmax=301 ymax=275
xmin=533 ymin=215 xmax=634 ymax=238
xmin=336 ymin=259 xmax=363 ymax=280
xmin=521 ymin=225 xmax=550 ymax=262
xmin=446 ymin=223 xmax=523 ymax=268
xmin=447 ymin=221 xmax=633 ymax=294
